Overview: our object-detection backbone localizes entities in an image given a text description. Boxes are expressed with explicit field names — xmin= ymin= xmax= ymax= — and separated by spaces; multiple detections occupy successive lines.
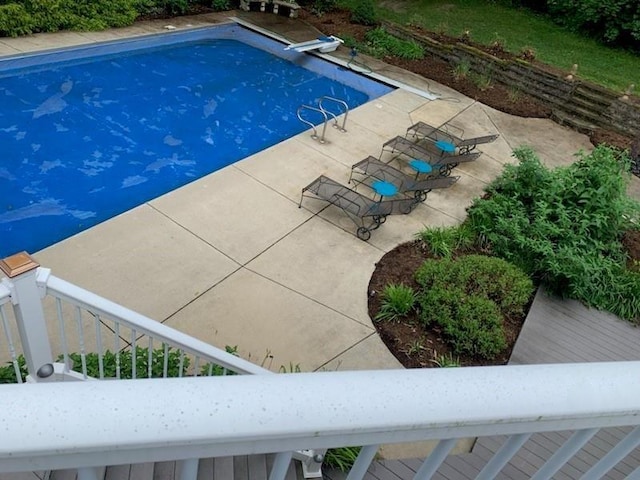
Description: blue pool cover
xmin=0 ymin=23 xmax=393 ymax=258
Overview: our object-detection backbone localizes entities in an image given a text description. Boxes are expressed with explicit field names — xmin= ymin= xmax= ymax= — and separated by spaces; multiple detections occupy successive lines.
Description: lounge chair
xmin=299 ymin=175 xmax=418 ymax=240
xmin=349 ymin=156 xmax=460 ymax=202
xmin=406 ymin=121 xmax=499 ymax=155
xmin=380 ymin=136 xmax=481 ymax=177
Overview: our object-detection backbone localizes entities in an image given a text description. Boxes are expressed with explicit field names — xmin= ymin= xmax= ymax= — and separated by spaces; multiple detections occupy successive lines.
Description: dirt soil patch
xmin=367 ymin=234 xmax=640 ymax=369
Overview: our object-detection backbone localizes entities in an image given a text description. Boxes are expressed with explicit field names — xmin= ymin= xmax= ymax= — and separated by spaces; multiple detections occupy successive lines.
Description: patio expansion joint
xmin=313 ymin=332 xmax=381 ymax=372
xmin=146 ymin=201 xmax=243 ymax=268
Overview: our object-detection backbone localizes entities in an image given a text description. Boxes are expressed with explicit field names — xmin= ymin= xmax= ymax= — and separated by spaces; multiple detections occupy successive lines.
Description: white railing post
xmin=0 ymin=252 xmax=55 ymax=382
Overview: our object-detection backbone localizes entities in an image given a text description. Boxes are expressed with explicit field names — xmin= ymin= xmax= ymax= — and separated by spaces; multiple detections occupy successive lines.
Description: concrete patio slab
xmin=150 ymin=166 xmax=313 ymax=265
xmin=245 ymin=215 xmax=382 ymax=326
xmin=34 ymin=204 xmax=240 ymax=321
xmin=347 ymin=96 xmax=418 ymax=139
xmin=163 ymin=268 xmax=376 ymax=372
xmin=483 ymin=106 xmax=593 ymax=168
xmin=235 ymin=137 xmax=349 ymax=207
xmin=410 ymin=96 xmax=477 ymax=128
xmin=420 ymin=173 xmax=488 ymax=223
xmin=319 ymin=333 xmax=403 ymax=371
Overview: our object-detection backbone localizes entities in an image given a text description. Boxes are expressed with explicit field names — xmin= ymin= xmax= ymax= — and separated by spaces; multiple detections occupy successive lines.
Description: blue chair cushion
xmin=371 ymin=180 xmax=398 ymax=197
xmin=409 ymin=159 xmax=432 ymax=174
xmin=435 ymin=140 xmax=456 ymax=153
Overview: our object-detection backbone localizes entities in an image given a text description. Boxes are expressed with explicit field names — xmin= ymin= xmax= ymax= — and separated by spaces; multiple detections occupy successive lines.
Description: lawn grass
xmin=355 ymin=0 xmax=639 ymax=92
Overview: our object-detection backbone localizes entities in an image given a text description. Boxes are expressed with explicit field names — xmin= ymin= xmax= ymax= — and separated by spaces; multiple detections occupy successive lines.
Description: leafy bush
xmin=210 ymin=0 xmax=230 ymax=12
xmin=162 ymin=0 xmax=190 ymax=16
xmin=546 ymin=0 xmax=640 ymax=48
xmin=0 ymin=355 xmax=27 ymax=383
xmin=467 ymin=145 xmax=640 ymax=322
xmin=0 ymin=346 xmax=239 ymax=383
xmin=0 ymin=3 xmax=35 ymax=36
xmin=415 ymin=255 xmax=533 ymax=359
xmin=350 ymin=0 xmax=377 ymax=26
xmin=0 ymin=0 xmax=139 ymax=35
xmin=375 ymin=283 xmax=417 ymax=322
xmin=363 ymin=28 xmax=424 ymax=60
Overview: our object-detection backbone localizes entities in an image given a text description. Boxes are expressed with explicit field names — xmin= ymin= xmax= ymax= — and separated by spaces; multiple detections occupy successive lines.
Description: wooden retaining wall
xmin=383 ymin=22 xmax=640 ymax=138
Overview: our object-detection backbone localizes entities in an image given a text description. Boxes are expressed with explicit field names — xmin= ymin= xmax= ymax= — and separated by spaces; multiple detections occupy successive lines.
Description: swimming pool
xmin=0 ymin=23 xmax=393 ymax=258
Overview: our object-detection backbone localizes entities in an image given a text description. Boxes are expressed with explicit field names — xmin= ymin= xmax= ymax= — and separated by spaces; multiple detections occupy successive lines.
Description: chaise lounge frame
xmin=349 ymin=156 xmax=459 ymax=202
xmin=299 ymin=175 xmax=418 ymax=240
xmin=406 ymin=121 xmax=499 ymax=155
xmin=380 ymin=136 xmax=482 ymax=177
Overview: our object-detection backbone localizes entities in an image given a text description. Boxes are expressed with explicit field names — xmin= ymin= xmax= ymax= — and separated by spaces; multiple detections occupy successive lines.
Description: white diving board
xmin=284 ymin=35 xmax=344 ymax=53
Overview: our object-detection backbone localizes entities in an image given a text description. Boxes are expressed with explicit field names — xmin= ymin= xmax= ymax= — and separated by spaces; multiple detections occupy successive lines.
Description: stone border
xmin=383 ymin=22 xmax=640 ymax=139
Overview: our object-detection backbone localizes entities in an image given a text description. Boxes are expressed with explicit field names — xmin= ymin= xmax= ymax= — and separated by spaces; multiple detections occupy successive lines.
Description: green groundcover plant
xmin=0 ymin=345 xmax=239 ymax=383
xmin=415 ymin=254 xmax=533 ymax=359
xmin=467 ymin=144 xmax=640 ymax=322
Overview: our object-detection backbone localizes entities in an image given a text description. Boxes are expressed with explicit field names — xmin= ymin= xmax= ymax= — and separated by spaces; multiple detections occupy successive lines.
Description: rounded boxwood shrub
xmin=415 ymin=255 xmax=533 ymax=359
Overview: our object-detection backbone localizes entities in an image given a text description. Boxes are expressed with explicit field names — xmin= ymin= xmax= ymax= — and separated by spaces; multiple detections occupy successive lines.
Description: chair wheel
xmin=357 ymin=227 xmax=372 ymax=241
xmin=373 ymin=215 xmax=387 ymax=225
xmin=414 ymin=191 xmax=428 ymax=202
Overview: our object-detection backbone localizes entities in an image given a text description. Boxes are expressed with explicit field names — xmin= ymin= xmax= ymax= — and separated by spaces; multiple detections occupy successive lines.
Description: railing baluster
xmin=0 ymin=304 xmax=23 ymax=384
xmin=581 ymin=426 xmax=640 ymax=480
xmin=414 ymin=438 xmax=458 ymax=480
xmin=131 ymin=329 xmax=137 ymax=380
xmin=148 ymin=337 xmax=153 ymax=378
xmin=95 ymin=314 xmax=104 ymax=379
xmin=346 ymin=445 xmax=379 ymax=480
xmin=177 ymin=458 xmax=198 ymax=480
xmin=269 ymin=451 xmax=293 ymax=480
xmin=476 ymin=433 xmax=531 ymax=480
xmin=114 ymin=322 xmax=121 ymax=379
xmin=77 ymin=467 xmax=99 ymax=480
xmin=194 ymin=356 xmax=201 ymax=377
xmin=178 ymin=350 xmax=185 ymax=378
xmin=56 ymin=297 xmax=70 ymax=370
xmin=74 ymin=306 xmax=88 ymax=379
xmin=208 ymin=363 xmax=214 ymax=377
xmin=163 ymin=343 xmax=169 ymax=378
xmin=532 ymin=428 xmax=598 ymax=480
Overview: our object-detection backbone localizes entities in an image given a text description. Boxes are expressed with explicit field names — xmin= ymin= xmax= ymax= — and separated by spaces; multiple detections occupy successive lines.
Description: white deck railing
xmin=1 ymin=364 xmax=640 ymax=479
xmin=2 ymin=252 xmax=640 ymax=480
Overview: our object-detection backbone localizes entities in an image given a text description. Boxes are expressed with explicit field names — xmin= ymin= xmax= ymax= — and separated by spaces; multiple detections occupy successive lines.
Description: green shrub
xmin=0 ymin=355 xmax=28 ymax=383
xmin=375 ymin=283 xmax=417 ymax=322
xmin=363 ymin=27 xmax=424 ymax=59
xmin=210 ymin=0 xmax=230 ymax=11
xmin=0 ymin=3 xmax=35 ymax=36
xmin=350 ymin=0 xmax=377 ymax=26
xmin=547 ymin=0 xmax=640 ymax=48
xmin=415 ymin=255 xmax=533 ymax=359
xmin=467 ymin=145 xmax=640 ymax=322
xmin=309 ymin=0 xmax=336 ymax=15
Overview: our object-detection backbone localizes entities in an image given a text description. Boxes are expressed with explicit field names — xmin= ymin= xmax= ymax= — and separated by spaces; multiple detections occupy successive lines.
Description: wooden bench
xmin=239 ymin=0 xmax=301 ymax=18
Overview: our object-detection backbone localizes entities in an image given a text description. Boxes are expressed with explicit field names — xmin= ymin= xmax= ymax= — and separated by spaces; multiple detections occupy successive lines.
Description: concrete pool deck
xmin=2 ymin=12 xmax=638 ymax=374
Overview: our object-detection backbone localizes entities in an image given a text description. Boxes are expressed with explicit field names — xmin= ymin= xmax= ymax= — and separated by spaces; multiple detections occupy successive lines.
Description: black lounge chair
xmin=299 ymin=175 xmax=418 ymax=240
xmin=406 ymin=121 xmax=499 ymax=155
xmin=349 ymin=156 xmax=459 ymax=202
xmin=380 ymin=136 xmax=481 ymax=177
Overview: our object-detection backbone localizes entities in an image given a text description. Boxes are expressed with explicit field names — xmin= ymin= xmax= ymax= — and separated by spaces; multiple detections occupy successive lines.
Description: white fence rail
xmin=1 ymin=364 xmax=640 ymax=478
xmin=43 ymin=272 xmax=270 ymax=378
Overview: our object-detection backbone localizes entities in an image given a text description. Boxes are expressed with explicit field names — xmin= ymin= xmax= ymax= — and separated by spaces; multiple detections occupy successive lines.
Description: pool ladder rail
xmin=297 ymin=96 xmax=349 ymax=144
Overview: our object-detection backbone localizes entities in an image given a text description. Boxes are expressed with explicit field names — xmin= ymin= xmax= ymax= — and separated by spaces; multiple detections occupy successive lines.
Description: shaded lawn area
xmin=365 ymin=0 xmax=640 ymax=92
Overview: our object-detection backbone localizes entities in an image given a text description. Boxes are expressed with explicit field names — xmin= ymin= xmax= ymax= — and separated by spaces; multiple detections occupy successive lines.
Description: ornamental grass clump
xmin=467 ymin=145 xmax=640 ymax=323
xmin=415 ymin=255 xmax=533 ymax=359
xmin=375 ymin=283 xmax=417 ymax=322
